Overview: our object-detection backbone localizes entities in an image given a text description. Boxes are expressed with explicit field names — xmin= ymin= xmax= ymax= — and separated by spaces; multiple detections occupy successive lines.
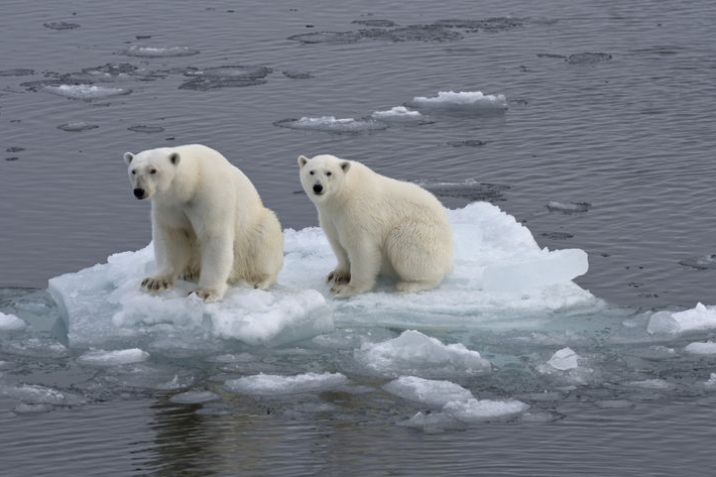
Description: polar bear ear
xmin=340 ymin=161 xmax=351 ymax=173
xmin=169 ymin=152 xmax=180 ymax=166
xmin=297 ymin=155 xmax=309 ymax=168
xmin=123 ymin=152 xmax=134 ymax=165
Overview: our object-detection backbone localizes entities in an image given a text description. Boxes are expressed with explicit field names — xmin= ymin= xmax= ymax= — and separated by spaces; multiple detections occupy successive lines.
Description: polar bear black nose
xmin=313 ymin=183 xmax=324 ymax=195
xmin=133 ymin=188 xmax=146 ymax=199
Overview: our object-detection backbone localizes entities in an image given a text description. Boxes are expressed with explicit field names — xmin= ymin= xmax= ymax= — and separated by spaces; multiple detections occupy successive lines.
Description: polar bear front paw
xmin=179 ymin=267 xmax=200 ymax=283
xmin=327 ymin=269 xmax=351 ymax=285
xmin=192 ymin=287 xmax=222 ymax=303
xmin=330 ymin=283 xmax=359 ymax=299
xmin=141 ymin=276 xmax=174 ymax=293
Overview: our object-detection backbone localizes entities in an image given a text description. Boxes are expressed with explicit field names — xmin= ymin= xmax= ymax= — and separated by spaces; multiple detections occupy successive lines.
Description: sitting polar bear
xmin=124 ymin=144 xmax=283 ymax=302
xmin=298 ymin=154 xmax=453 ymax=298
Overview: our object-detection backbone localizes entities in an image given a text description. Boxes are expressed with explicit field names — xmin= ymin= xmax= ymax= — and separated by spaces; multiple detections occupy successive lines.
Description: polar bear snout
xmin=133 ymin=188 xmax=146 ymax=200
xmin=312 ymin=183 xmax=324 ymax=195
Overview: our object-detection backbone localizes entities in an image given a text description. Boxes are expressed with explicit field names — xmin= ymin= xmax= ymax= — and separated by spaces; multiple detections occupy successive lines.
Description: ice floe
xmin=684 ymin=341 xmax=716 ymax=356
xmin=0 ymin=312 xmax=26 ymax=331
xmin=48 ymin=202 xmax=595 ymax=347
xmin=355 ymin=330 xmax=490 ymax=378
xmin=409 ymin=91 xmax=507 ymax=112
xmin=77 ymin=348 xmax=150 ymax=366
xmin=383 ymin=376 xmax=473 ymax=407
xmin=0 ymin=383 xmax=85 ymax=406
xmin=442 ymin=398 xmax=529 ymax=423
xmin=44 ymin=84 xmax=129 ymax=100
xmin=546 ymin=201 xmax=592 ymax=213
xmin=647 ymin=303 xmax=716 ymax=335
xmin=57 ymin=121 xmax=99 ymax=132
xmin=224 ymin=372 xmax=348 ymax=395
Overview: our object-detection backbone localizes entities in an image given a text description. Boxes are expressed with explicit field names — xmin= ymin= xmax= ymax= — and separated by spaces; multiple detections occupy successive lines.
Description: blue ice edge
xmin=48 ymin=202 xmax=598 ymax=348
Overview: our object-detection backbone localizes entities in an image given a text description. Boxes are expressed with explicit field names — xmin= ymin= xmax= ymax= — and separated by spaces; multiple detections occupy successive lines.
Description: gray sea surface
xmin=1 ymin=0 xmax=716 ymax=475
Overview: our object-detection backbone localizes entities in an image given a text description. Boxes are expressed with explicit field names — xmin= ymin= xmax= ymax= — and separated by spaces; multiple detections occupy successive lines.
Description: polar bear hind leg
xmin=385 ymin=222 xmax=450 ymax=293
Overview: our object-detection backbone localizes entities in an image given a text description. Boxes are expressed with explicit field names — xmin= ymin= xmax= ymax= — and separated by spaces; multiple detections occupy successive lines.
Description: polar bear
xmin=124 ymin=144 xmax=283 ymax=302
xmin=298 ymin=154 xmax=453 ymax=298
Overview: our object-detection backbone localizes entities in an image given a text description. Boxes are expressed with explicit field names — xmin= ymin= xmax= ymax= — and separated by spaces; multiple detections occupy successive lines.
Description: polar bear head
xmin=298 ymin=154 xmax=351 ymax=204
xmin=124 ymin=148 xmax=181 ymax=200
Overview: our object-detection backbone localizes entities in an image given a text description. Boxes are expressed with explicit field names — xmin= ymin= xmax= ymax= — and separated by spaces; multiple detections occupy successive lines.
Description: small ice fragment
xmin=355 ymin=330 xmax=490 ymax=378
xmin=409 ymin=91 xmax=507 ymax=112
xmin=684 ymin=341 xmax=716 ymax=356
xmin=399 ymin=411 xmax=465 ymax=432
xmin=128 ymin=125 xmax=165 ymax=134
xmin=0 ymin=384 xmax=85 ymax=406
xmin=4 ymin=338 xmax=68 ymax=358
xmin=443 ymin=398 xmax=529 ymax=423
xmin=77 ymin=348 xmax=149 ymax=366
xmin=546 ymin=347 xmax=580 ymax=371
xmin=0 ymin=312 xmax=26 ymax=331
xmin=679 ymin=254 xmax=716 ymax=270
xmin=546 ymin=201 xmax=591 ymax=213
xmin=383 ymin=376 xmax=473 ymax=407
xmin=274 ymin=116 xmax=388 ymax=133
xmin=57 ymin=121 xmax=99 ymax=132
xmin=225 ymin=372 xmax=348 ymax=395
xmin=647 ymin=303 xmax=716 ymax=335
xmin=154 ymin=374 xmax=194 ymax=390
xmin=705 ymin=373 xmax=716 ymax=388
xmin=371 ymin=106 xmax=424 ymax=121
xmin=44 ymin=84 xmax=129 ymax=100
xmin=483 ymin=249 xmax=588 ymax=292
xmin=123 ymin=45 xmax=200 ymax=58
xmin=169 ymin=391 xmax=219 ymax=404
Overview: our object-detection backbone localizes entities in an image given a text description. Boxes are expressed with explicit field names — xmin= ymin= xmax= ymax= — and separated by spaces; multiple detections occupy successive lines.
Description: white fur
xmin=298 ymin=154 xmax=453 ymax=298
xmin=125 ymin=144 xmax=283 ymax=302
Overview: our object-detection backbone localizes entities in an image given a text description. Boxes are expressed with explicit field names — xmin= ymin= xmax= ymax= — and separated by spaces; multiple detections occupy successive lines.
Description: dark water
xmin=2 ymin=0 xmax=716 ymax=475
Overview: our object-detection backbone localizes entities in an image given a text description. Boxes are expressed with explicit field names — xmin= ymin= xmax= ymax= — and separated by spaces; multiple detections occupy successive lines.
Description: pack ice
xmin=48 ymin=202 xmax=593 ymax=347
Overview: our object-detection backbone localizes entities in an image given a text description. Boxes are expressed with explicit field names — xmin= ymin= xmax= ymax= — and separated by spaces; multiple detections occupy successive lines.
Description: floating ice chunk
xmin=546 ymin=201 xmax=591 ymax=213
xmin=3 ymin=338 xmax=68 ymax=358
xmin=483 ymin=249 xmax=588 ymax=292
xmin=355 ymin=330 xmax=490 ymax=378
xmin=155 ymin=374 xmax=195 ymax=391
xmin=274 ymin=116 xmax=388 ymax=134
xmin=647 ymin=303 xmax=716 ymax=335
xmin=123 ymin=45 xmax=200 ymax=57
xmin=170 ymin=391 xmax=220 ymax=404
xmin=546 ymin=347 xmax=580 ymax=371
xmin=399 ymin=411 xmax=465 ymax=432
xmin=705 ymin=374 xmax=716 ymax=388
xmin=409 ymin=91 xmax=507 ymax=112
xmin=371 ymin=106 xmax=424 ymax=121
xmin=44 ymin=84 xmax=129 ymax=100
xmin=684 ymin=341 xmax=716 ymax=355
xmin=224 ymin=372 xmax=348 ymax=395
xmin=679 ymin=254 xmax=716 ymax=270
xmin=48 ymin=245 xmax=333 ymax=346
xmin=383 ymin=376 xmax=473 ymax=407
xmin=443 ymin=398 xmax=529 ymax=423
xmin=77 ymin=348 xmax=150 ymax=366
xmin=0 ymin=312 xmax=26 ymax=331
xmin=43 ymin=22 xmax=80 ymax=31
xmin=0 ymin=383 xmax=85 ymax=406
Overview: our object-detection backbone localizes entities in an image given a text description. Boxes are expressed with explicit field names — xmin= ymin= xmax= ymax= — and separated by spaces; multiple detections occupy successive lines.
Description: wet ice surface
xmin=123 ymin=45 xmax=200 ymax=58
xmin=44 ymin=84 xmax=129 ymax=100
xmin=274 ymin=116 xmax=389 ymax=134
xmin=409 ymin=91 xmax=508 ymax=112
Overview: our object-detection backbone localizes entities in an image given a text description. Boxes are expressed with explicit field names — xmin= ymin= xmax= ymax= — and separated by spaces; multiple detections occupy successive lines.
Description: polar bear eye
xmin=150 ymin=169 xmax=157 ymax=175
xmin=326 ymin=171 xmax=332 ymax=177
xmin=131 ymin=170 xmax=137 ymax=175
xmin=309 ymin=171 xmax=315 ymax=175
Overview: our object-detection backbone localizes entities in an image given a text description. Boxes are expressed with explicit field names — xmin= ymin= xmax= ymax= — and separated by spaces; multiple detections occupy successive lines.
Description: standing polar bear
xmin=298 ymin=154 xmax=453 ymax=298
xmin=124 ymin=144 xmax=283 ymax=302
